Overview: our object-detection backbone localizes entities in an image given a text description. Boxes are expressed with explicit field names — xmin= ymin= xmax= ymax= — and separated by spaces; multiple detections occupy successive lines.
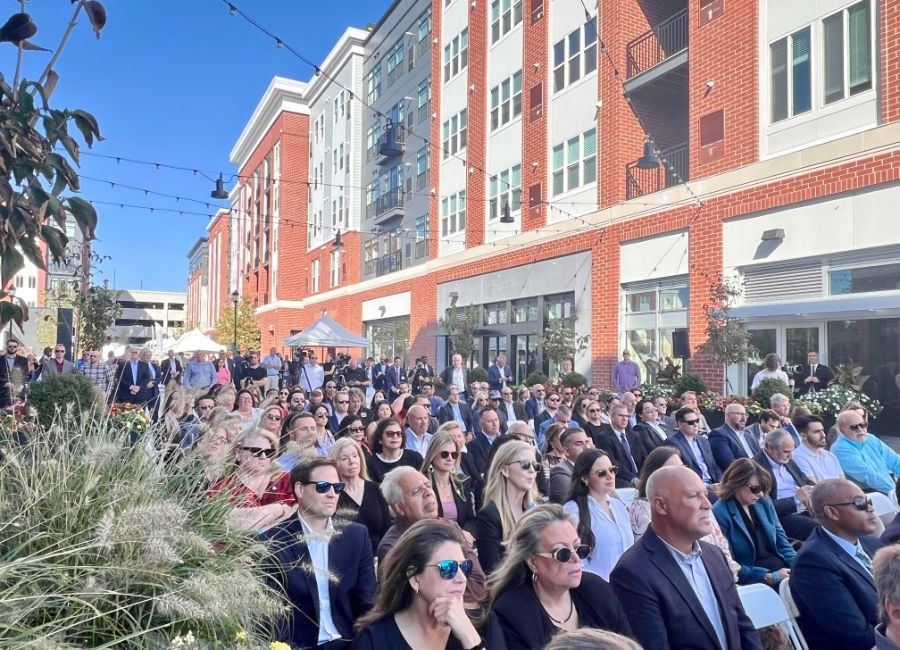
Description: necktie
xmin=620 ymin=433 xmax=638 ymax=473
xmin=856 ymin=547 xmax=874 ymax=575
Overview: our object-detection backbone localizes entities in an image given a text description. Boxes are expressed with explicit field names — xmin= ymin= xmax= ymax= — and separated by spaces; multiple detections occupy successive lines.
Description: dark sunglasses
xmin=347 ymin=426 xmax=365 ymax=433
xmin=427 ymin=559 xmax=473 ymax=580
xmin=300 ymin=480 xmax=346 ymax=494
xmin=828 ymin=496 xmax=873 ymax=511
xmin=241 ymin=446 xmax=276 ymax=458
xmin=595 ymin=466 xmax=618 ymax=478
xmin=265 ymin=414 xmax=282 ymax=421
xmin=508 ymin=459 xmax=540 ymax=472
xmin=747 ymin=485 xmax=765 ymax=495
xmin=682 ymin=419 xmax=700 ymax=425
xmin=587 ymin=408 xmax=601 ymax=413
xmin=535 ymin=544 xmax=591 ymax=563
xmin=438 ymin=450 xmax=460 ymax=460
xmin=336 ymin=400 xmax=349 ymax=405
xmin=384 ymin=429 xmax=404 ymax=438
xmin=848 ymin=423 xmax=868 ymax=431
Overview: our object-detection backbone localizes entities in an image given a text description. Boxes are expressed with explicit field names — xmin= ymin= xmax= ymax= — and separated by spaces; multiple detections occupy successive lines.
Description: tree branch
xmin=37 ymin=1 xmax=85 ymax=91
xmin=12 ymin=0 xmax=27 ymax=96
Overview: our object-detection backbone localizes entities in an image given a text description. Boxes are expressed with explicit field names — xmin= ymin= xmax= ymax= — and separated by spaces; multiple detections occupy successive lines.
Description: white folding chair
xmin=737 ymin=583 xmax=807 ymax=650
xmin=778 ymin=578 xmax=809 ymax=650
xmin=614 ymin=487 xmax=637 ymax=508
xmin=869 ymin=491 xmax=897 ymax=527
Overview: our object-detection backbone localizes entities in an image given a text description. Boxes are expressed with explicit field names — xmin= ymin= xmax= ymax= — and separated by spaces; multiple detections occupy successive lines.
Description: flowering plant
xmin=797 ymin=386 xmax=883 ymax=418
xmin=109 ymin=402 xmax=150 ymax=434
xmin=719 ymin=394 xmax=765 ymax=416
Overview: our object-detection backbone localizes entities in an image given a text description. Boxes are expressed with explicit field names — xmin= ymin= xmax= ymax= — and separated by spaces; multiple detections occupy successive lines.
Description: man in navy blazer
xmin=115 ymin=347 xmax=152 ymax=405
xmin=611 ymin=466 xmax=761 ymax=649
xmin=487 ymin=354 xmax=513 ymax=391
xmin=664 ymin=407 xmax=723 ymax=486
xmin=384 ymin=356 xmax=407 ymax=398
xmin=261 ymin=457 xmax=376 ymax=649
xmin=437 ymin=385 xmax=474 ymax=434
xmin=791 ymin=478 xmax=884 ymax=650
xmin=709 ymin=403 xmax=762 ymax=472
xmin=524 ymin=383 xmax=545 ymax=421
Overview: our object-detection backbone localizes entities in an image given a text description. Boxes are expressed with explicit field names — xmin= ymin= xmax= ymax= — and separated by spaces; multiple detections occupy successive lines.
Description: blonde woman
xmin=328 ymin=437 xmax=391 ymax=552
xmin=422 ymin=428 xmax=476 ymax=536
xmin=474 ymin=440 xmax=539 ymax=574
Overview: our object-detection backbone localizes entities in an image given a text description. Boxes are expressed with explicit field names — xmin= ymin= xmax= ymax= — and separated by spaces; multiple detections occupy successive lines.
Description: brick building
xmin=192 ymin=0 xmax=900 ymax=419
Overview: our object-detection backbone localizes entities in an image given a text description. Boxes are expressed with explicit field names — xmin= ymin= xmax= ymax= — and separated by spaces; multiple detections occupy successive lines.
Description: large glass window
xmin=770 ymin=27 xmax=811 ymax=122
xmin=367 ymin=317 xmax=410 ymax=365
xmin=552 ymin=16 xmax=597 ymax=92
xmin=829 ymin=262 xmax=900 ymax=295
xmin=490 ymin=0 xmax=523 ymax=43
xmin=623 ymin=280 xmax=688 ymax=383
xmin=824 ymin=0 xmax=872 ymax=104
xmin=490 ymin=71 xmax=523 ymax=131
xmin=552 ymin=128 xmax=597 ymax=196
xmin=488 ymin=164 xmax=522 ymax=221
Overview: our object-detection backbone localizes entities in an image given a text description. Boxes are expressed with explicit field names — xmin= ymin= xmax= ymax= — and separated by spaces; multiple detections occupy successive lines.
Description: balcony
xmin=377 ymin=123 xmax=405 ymax=160
xmin=625 ymin=142 xmax=689 ymax=200
xmin=624 ymin=8 xmax=688 ymax=94
xmin=374 ymin=187 xmax=405 ymax=221
xmin=374 ymin=250 xmax=403 ymax=277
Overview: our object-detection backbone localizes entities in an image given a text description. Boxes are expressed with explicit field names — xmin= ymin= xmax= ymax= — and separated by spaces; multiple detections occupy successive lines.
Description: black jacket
xmin=429 ymin=469 xmax=477 ymax=533
xmin=593 ymin=424 xmax=646 ymax=488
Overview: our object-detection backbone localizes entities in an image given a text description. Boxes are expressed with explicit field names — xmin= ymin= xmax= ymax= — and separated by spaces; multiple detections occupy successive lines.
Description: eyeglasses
xmin=384 ymin=429 xmax=403 ymax=438
xmin=241 ymin=446 xmax=276 ymax=458
xmin=828 ymin=496 xmax=873 ymax=511
xmin=54 ymin=349 xmax=66 ymax=354
xmin=594 ymin=466 xmax=618 ymax=478
xmin=682 ymin=419 xmax=700 ymax=425
xmin=587 ymin=408 xmax=601 ymax=413
xmin=507 ymin=459 xmax=540 ymax=472
xmin=300 ymin=480 xmax=346 ymax=494
xmin=426 ymin=559 xmax=473 ymax=580
xmin=547 ymin=397 xmax=560 ymax=402
xmin=438 ymin=450 xmax=460 ymax=460
xmin=347 ymin=426 xmax=365 ymax=433
xmin=534 ymin=544 xmax=591 ymax=563
xmin=747 ymin=485 xmax=765 ymax=495
xmin=848 ymin=423 xmax=868 ymax=432
xmin=265 ymin=414 xmax=282 ymax=421
xmin=336 ymin=400 xmax=349 ymax=405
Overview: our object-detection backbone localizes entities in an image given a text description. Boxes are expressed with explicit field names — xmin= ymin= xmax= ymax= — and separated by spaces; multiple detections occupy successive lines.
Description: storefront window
xmin=626 ymin=291 xmax=656 ymax=313
xmin=366 ymin=317 xmax=410 ymax=364
xmin=623 ymin=279 xmax=688 ymax=383
xmin=828 ymin=318 xmax=900 ymax=415
xmin=512 ymin=298 xmax=539 ymax=323
xmin=829 ymin=263 xmax=900 ymax=295
xmin=484 ymin=302 xmax=508 ymax=325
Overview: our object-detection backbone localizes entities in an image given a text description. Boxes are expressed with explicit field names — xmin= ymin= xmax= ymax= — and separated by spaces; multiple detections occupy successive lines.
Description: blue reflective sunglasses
xmin=427 ymin=559 xmax=473 ymax=580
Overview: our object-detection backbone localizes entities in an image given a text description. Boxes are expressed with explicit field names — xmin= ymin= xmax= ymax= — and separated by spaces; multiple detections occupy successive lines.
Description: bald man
xmin=404 ymin=404 xmax=433 ymax=456
xmin=611 ymin=467 xmax=761 ymax=650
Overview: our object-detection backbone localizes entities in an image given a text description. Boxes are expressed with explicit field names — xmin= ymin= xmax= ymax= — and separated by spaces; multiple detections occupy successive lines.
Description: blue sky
xmin=17 ymin=1 xmax=391 ymax=292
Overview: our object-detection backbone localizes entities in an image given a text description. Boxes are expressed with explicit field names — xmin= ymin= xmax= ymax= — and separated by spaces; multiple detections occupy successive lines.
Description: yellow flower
xmin=235 ymin=630 xmax=248 ymax=642
xmin=269 ymin=643 xmax=291 ymax=650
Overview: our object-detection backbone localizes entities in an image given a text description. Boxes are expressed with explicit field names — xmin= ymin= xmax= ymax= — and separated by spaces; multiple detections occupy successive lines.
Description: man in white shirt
xmin=404 ymin=404 xmax=433 ymax=456
xmin=300 ymin=352 xmax=325 ymax=393
xmin=792 ymin=415 xmax=844 ymax=481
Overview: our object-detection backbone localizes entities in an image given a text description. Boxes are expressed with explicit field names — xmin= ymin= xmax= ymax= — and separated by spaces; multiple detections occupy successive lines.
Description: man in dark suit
xmin=496 ymin=387 xmax=527 ymax=423
xmin=487 ymin=354 xmax=513 ymax=392
xmin=159 ymin=349 xmax=182 ymax=386
xmin=0 ymin=337 xmax=29 ymax=407
xmin=372 ymin=354 xmax=389 ymax=393
xmin=139 ymin=349 xmax=162 ymax=415
xmin=754 ymin=428 xmax=817 ymax=540
xmin=611 ymin=466 xmax=762 ymax=649
xmin=439 ymin=353 xmax=469 ymax=400
xmin=633 ymin=398 xmax=673 ymax=453
xmin=261 ymin=457 xmax=376 ymax=649
xmin=794 ymin=350 xmax=833 ymax=395
xmin=524 ymin=383 xmax=545 ymax=421
xmin=791 ymin=478 xmax=884 ymax=650
xmin=437 ymin=385 xmax=474 ymax=437
xmin=664 ymin=406 xmax=723 ymax=488
xmin=709 ymin=403 xmax=762 ymax=472
xmin=593 ymin=404 xmax=646 ymax=489
xmin=384 ymin=356 xmax=406 ymax=398
xmin=410 ymin=355 xmax=435 ymax=394
xmin=468 ymin=407 xmax=502 ymax=482
xmin=115 ymin=347 xmax=152 ymax=405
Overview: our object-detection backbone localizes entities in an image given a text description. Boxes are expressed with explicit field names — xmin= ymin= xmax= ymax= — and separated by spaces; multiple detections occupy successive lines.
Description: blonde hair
xmin=421 ymin=430 xmax=461 ymax=474
xmin=328 ymin=437 xmax=369 ymax=481
xmin=483 ymin=440 xmax=539 ymax=537
xmin=236 ymin=427 xmax=279 ymax=451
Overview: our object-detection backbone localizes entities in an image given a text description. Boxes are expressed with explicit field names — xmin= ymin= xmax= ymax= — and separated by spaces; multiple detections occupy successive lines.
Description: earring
xmin=412 ymin=583 xmax=420 ymax=595
xmin=531 ymin=571 xmax=538 ymax=584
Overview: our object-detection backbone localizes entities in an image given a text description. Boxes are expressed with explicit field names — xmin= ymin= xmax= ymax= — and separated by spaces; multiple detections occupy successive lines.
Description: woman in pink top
xmin=214 ymin=357 xmax=231 ymax=385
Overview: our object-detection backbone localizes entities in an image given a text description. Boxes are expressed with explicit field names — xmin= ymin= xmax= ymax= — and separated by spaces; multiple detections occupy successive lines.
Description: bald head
xmin=646 ymin=465 xmax=697 ymax=500
xmin=647 ymin=466 xmax=712 ymax=552
xmin=406 ymin=404 xmax=430 ymax=436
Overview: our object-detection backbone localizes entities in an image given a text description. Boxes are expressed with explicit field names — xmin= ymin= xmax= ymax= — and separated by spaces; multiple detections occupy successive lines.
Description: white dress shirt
xmin=563 ymin=495 xmax=633 ymax=580
xmin=297 ymin=514 xmax=342 ymax=644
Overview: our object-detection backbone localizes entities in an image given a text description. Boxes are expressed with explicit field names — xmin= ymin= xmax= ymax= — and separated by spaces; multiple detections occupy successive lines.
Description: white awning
xmin=730 ymin=293 xmax=900 ymax=320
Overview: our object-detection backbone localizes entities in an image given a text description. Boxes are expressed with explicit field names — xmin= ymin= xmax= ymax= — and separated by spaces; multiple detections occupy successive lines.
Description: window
xmin=366 ymin=65 xmax=382 ymax=103
xmin=441 ymin=190 xmax=466 ymax=236
xmin=552 ymin=16 xmax=597 ymax=92
xmin=364 ymin=238 xmax=378 ymax=275
xmin=310 ymin=259 xmax=320 ymax=294
xmin=488 ymin=164 xmax=522 ymax=220
xmin=623 ymin=280 xmax=688 ymax=380
xmin=28 ymin=276 xmax=36 ymax=289
xmin=484 ymin=303 xmax=508 ymax=325
xmin=417 ymin=77 xmax=431 ymax=122
xmin=330 ymin=249 xmax=341 ymax=287
xmin=491 ymin=0 xmax=523 ymax=44
xmin=512 ymin=298 xmax=539 ymax=323
xmin=829 ymin=262 xmax=900 ymax=295
xmin=823 ymin=0 xmax=872 ymax=105
xmin=551 ymin=128 xmax=596 ymax=196
xmin=770 ymin=27 xmax=811 ymax=122
xmin=386 ymin=39 xmax=405 ymax=85
xmin=441 ymin=109 xmax=467 ymax=158
xmin=490 ymin=71 xmax=522 ymax=131
xmin=416 ymin=146 xmax=430 ymax=190
xmin=415 ymin=214 xmax=428 ymax=258
xmin=443 ymin=28 xmax=469 ymax=82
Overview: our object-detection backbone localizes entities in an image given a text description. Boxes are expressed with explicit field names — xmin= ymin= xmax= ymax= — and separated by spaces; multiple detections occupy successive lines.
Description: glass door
xmin=512 ymin=334 xmax=538 ymax=385
xmin=745 ymin=327 xmax=777 ymax=395
xmin=785 ymin=326 xmax=822 ymax=373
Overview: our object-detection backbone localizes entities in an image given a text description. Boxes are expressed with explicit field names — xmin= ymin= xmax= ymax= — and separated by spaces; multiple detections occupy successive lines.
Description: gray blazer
xmin=40 ymin=357 xmax=76 ymax=378
xmin=548 ymin=459 xmax=575 ymax=504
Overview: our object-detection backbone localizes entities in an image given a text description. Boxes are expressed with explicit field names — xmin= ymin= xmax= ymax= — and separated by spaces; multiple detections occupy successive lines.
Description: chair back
xmin=738 ymin=583 xmax=807 ymax=650
xmin=779 ymin=577 xmax=809 ymax=649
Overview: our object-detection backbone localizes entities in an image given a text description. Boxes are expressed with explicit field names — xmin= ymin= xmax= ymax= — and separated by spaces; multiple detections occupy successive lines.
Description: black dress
xmin=739 ymin=503 xmax=787 ymax=572
xmin=366 ymin=449 xmax=424 ymax=484
xmin=338 ymin=480 xmax=393 ymax=553
xmin=352 ymin=612 xmax=507 ymax=649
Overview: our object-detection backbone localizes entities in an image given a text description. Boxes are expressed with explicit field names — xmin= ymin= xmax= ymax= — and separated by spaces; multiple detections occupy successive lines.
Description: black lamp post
xmin=231 ymin=290 xmax=239 ymax=353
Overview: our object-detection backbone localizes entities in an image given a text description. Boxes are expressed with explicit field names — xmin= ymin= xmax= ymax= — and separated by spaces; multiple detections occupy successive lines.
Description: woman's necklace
xmin=543 ymin=595 xmax=575 ymax=626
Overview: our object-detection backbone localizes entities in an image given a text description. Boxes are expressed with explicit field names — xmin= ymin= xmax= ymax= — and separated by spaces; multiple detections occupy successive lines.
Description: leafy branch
xmin=701 ymin=273 xmax=755 ymax=365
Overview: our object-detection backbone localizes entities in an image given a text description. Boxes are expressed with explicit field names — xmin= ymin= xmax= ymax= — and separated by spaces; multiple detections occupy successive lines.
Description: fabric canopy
xmin=282 ymin=314 xmax=369 ymax=349
xmin=171 ymin=329 xmax=223 ymax=353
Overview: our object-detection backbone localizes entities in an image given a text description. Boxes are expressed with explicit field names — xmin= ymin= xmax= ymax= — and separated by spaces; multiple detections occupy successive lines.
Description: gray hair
xmin=556 ymin=404 xmax=571 ymax=418
xmin=764 ymin=428 xmax=793 ymax=449
xmin=543 ymin=630 xmax=642 ymax=650
xmin=770 ymin=393 xmax=790 ymax=407
xmin=348 ymin=387 xmax=364 ymax=400
xmin=724 ymin=402 xmax=746 ymax=415
xmin=380 ymin=466 xmax=423 ymax=506
xmin=874 ymin=545 xmax=900 ymax=626
xmin=507 ymin=420 xmax=531 ymax=437
xmin=495 ymin=354 xmax=506 ymax=362
xmin=610 ymin=403 xmax=628 ymax=417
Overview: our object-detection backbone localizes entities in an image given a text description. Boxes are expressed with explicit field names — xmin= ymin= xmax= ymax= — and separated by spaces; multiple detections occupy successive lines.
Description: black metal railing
xmin=378 ymin=123 xmax=405 ymax=158
xmin=625 ymin=143 xmax=689 ymax=200
xmin=374 ymin=250 xmax=403 ymax=277
xmin=375 ymin=187 xmax=405 ymax=216
xmin=626 ymin=9 xmax=689 ymax=79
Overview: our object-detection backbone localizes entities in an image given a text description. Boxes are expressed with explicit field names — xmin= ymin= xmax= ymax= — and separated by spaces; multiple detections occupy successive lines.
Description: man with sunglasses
xmin=594 ymin=404 xmax=647 ymax=489
xmin=261 ymin=456 xmax=376 ymax=649
xmin=524 ymin=383 xmax=545 ymax=421
xmin=832 ymin=410 xmax=900 ymax=496
xmin=40 ymin=342 xmax=76 ymax=378
xmin=534 ymin=391 xmax=561 ymax=445
xmin=663 ymin=407 xmax=722 ymax=493
xmin=791 ymin=478 xmax=884 ymax=650
xmin=0 ymin=337 xmax=29 ymax=407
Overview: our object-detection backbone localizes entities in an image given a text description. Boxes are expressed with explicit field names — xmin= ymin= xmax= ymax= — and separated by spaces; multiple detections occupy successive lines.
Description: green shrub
xmin=561 ymin=372 xmax=587 ymax=389
xmin=26 ymin=372 xmax=103 ymax=429
xmin=752 ymin=377 xmax=794 ymax=409
xmin=469 ymin=366 xmax=488 ymax=383
xmin=673 ymin=373 xmax=709 ymax=396
xmin=524 ymin=372 xmax=549 ymax=387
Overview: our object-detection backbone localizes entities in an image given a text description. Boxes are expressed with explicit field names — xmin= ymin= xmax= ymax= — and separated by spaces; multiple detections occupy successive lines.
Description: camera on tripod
xmin=332 ymin=352 xmax=352 ymax=387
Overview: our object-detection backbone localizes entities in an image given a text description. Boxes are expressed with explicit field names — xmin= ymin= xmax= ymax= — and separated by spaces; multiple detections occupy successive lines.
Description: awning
xmin=283 ymin=314 xmax=369 ymax=349
xmin=171 ymin=329 xmax=223 ymax=353
xmin=730 ymin=294 xmax=900 ymax=320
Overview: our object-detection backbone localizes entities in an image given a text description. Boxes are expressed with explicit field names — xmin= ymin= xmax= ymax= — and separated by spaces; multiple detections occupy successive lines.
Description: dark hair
xmin=758 ymin=409 xmax=780 ymax=423
xmin=559 ymin=426 xmax=587 ymax=448
xmin=355 ymin=519 xmax=464 ymax=631
xmin=289 ymin=456 xmax=336 ymax=486
xmin=565 ymin=448 xmax=611 ymax=551
xmin=794 ymin=414 xmax=824 ymax=433
xmin=636 ymin=446 xmax=683 ymax=498
xmin=718 ymin=458 xmax=773 ymax=502
xmin=635 ymin=399 xmax=656 ymax=421
xmin=373 ymin=400 xmax=393 ymax=419
xmin=236 ymin=388 xmax=255 ymax=404
xmin=337 ymin=415 xmax=365 ymax=439
xmin=674 ymin=406 xmax=697 ymax=422
xmin=372 ymin=417 xmax=405 ymax=454
xmin=281 ymin=410 xmax=314 ymax=445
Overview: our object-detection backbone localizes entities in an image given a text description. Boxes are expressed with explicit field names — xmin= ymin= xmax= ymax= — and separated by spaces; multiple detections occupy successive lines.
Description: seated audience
xmin=542 ymin=629 xmax=641 ymax=650
xmin=548 ymin=427 xmax=593 ymax=504
xmin=593 ymin=404 xmax=645 ymax=489
xmin=328 ymin=437 xmax=391 ymax=553
xmin=792 ymin=414 xmax=844 ymax=481
xmin=831 ymin=409 xmax=900 ymax=496
xmin=709 ymin=403 xmax=761 ymax=472
xmin=422 ymin=429 xmax=476 ymax=533
xmin=753 ymin=428 xmax=817 ymax=540
xmin=366 ymin=417 xmax=424 ymax=484
xmin=663 ymin=406 xmax=722 ymax=489
xmin=873 ymin=544 xmax=900 ymax=650
xmin=632 ymin=398 xmax=671 ymax=452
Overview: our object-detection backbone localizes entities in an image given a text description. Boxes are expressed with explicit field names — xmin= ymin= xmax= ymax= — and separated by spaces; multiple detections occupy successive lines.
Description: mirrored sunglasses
xmin=300 ymin=480 xmax=346 ymax=494
xmin=427 ymin=559 xmax=473 ymax=580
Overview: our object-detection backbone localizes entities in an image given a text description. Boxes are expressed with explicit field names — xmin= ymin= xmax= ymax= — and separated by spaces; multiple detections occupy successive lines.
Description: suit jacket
xmin=498 ymin=400 xmax=527 ymax=423
xmin=709 ymin=425 xmax=762 ymax=473
xmin=752 ymin=451 xmax=813 ymax=518
xmin=159 ymin=357 xmax=182 ymax=385
xmin=437 ymin=400 xmax=474 ymax=433
xmin=791 ymin=526 xmax=884 ymax=650
xmin=474 ymin=501 xmax=505 ymax=575
xmin=140 ymin=361 xmax=162 ymax=403
xmin=493 ymin=573 xmax=633 ymax=650
xmin=385 ymin=365 xmax=406 ymax=395
xmin=712 ymin=496 xmax=796 ymax=584
xmin=438 ymin=365 xmax=470 ymax=399
xmin=115 ymin=360 xmax=152 ymax=404
xmin=593 ymin=424 xmax=646 ymax=488
xmin=533 ymin=408 xmax=554 ymax=435
xmin=664 ymin=431 xmax=723 ymax=484
xmin=633 ymin=420 xmax=670 ymax=454
xmin=372 ymin=363 xmax=388 ymax=392
xmin=261 ymin=518 xmax=377 ymax=649
xmin=794 ymin=363 xmax=834 ymax=395
xmin=488 ymin=363 xmax=513 ymax=391
xmin=40 ymin=357 xmax=76 ymax=378
xmin=467 ymin=431 xmax=496 ymax=482
xmin=524 ymin=396 xmax=543 ymax=421
xmin=548 ymin=459 xmax=574 ymax=504
xmin=610 ymin=527 xmax=762 ymax=650
xmin=0 ymin=353 xmax=29 ymax=407
xmin=429 ymin=470 xmax=477 ymax=533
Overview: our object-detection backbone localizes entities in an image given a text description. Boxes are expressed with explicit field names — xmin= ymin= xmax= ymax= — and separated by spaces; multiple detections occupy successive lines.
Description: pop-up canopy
xmin=282 ymin=313 xmax=369 ymax=349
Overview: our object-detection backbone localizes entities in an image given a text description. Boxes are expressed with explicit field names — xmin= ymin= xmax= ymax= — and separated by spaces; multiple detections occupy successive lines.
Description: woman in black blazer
xmin=422 ymin=427 xmax=477 ymax=534
xmin=487 ymin=504 xmax=632 ymax=650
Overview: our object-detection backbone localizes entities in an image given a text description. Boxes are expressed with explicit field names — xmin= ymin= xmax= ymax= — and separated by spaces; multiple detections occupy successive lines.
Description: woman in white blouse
xmin=751 ymin=353 xmax=791 ymax=390
xmin=563 ymin=448 xmax=634 ymax=580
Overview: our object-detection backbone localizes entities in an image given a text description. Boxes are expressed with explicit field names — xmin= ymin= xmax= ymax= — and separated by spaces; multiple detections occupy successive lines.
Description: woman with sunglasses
xmin=712 ymin=457 xmax=796 ymax=586
xmin=257 ymin=404 xmax=285 ymax=437
xmin=328 ymin=437 xmax=391 ymax=553
xmin=207 ymin=427 xmax=296 ymax=532
xmin=355 ymin=519 xmax=501 ymax=650
xmin=310 ymin=403 xmax=335 ymax=456
xmin=570 ymin=395 xmax=591 ymax=427
xmin=580 ymin=400 xmax=606 ymax=444
xmin=366 ymin=417 xmax=425 ymax=484
xmin=422 ymin=430 xmax=476 ymax=536
xmin=475 ymin=440 xmax=540 ymax=574
xmin=487 ymin=504 xmax=632 ymax=649
xmin=562 ymin=449 xmax=634 ymax=580
xmin=338 ymin=415 xmax=372 ymax=454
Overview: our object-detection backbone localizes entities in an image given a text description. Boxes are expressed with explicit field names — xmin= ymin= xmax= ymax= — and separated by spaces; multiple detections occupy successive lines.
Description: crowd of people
xmin=6 ymin=341 xmax=900 ymax=649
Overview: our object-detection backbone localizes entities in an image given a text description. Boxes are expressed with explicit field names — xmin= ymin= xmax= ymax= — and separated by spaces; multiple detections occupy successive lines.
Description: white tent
xmin=171 ymin=329 xmax=224 ymax=354
xmin=283 ymin=314 xmax=369 ymax=349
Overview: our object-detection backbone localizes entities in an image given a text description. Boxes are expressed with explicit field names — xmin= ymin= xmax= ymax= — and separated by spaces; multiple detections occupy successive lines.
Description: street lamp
xmin=231 ymin=290 xmax=239 ymax=353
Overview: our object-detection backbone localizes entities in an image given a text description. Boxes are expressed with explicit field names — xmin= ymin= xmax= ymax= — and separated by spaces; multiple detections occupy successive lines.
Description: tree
xmin=74 ymin=280 xmax=121 ymax=351
xmin=0 ymin=3 xmax=108 ymax=331
xmin=702 ymin=274 xmax=755 ymax=366
xmin=214 ymin=297 xmax=260 ymax=352
xmin=439 ymin=305 xmax=479 ymax=367
xmin=536 ymin=314 xmax=590 ymax=375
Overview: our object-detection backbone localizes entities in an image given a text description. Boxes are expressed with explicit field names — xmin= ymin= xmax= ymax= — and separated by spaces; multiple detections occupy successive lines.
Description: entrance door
xmin=746 ymin=327 xmax=777 ymax=394
xmin=512 ymin=334 xmax=538 ymax=385
xmin=739 ymin=324 xmax=824 ymax=395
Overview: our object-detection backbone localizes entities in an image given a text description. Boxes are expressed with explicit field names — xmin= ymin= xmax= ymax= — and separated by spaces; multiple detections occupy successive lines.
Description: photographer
xmin=410 ymin=355 xmax=435 ymax=394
